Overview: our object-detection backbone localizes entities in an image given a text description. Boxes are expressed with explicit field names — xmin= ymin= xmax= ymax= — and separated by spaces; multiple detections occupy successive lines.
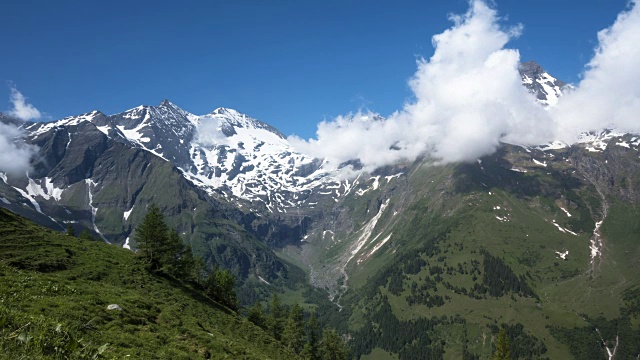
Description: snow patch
xmin=95 ymin=125 xmax=110 ymax=136
xmin=532 ymin=159 xmax=547 ymax=167
xmin=552 ymin=220 xmax=578 ymax=235
xmin=346 ymin=199 xmax=390 ymax=266
xmin=86 ymin=179 xmax=109 ymax=243
xmin=384 ymin=173 xmax=402 ymax=182
xmin=322 ymin=230 xmax=335 ymax=243
xmin=536 ymin=141 xmax=568 ymax=151
xmin=590 ymin=220 xmax=604 ymax=263
xmin=123 ymin=205 xmax=134 ymax=221
xmin=25 ymin=178 xmax=64 ymax=202
xmin=13 ymin=187 xmax=42 ymax=213
xmin=577 ymin=129 xmax=626 ymax=153
xmin=559 ymin=206 xmax=572 ymax=217
xmin=363 ymin=233 xmax=393 ymax=261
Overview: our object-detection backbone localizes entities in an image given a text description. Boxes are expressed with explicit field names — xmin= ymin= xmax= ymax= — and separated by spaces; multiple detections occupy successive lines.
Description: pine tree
xmin=214 ymin=268 xmax=238 ymax=310
xmin=319 ymin=328 xmax=349 ymax=360
xmin=268 ymin=294 xmax=285 ymax=340
xmin=248 ymin=301 xmax=266 ymax=329
xmin=162 ymin=228 xmax=184 ymax=275
xmin=177 ymin=244 xmax=197 ymax=282
xmin=493 ymin=328 xmax=511 ymax=360
xmin=193 ymin=255 xmax=207 ymax=284
xmin=79 ymin=229 xmax=93 ymax=241
xmin=301 ymin=312 xmax=320 ymax=360
xmin=201 ymin=266 xmax=238 ymax=310
xmin=203 ymin=271 xmax=218 ymax=300
xmin=283 ymin=303 xmax=306 ymax=353
xmin=65 ymin=224 xmax=75 ymax=237
xmin=135 ymin=204 xmax=169 ymax=271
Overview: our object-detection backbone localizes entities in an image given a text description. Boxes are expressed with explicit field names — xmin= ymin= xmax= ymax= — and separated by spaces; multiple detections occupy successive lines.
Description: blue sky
xmin=0 ymin=0 xmax=630 ymax=138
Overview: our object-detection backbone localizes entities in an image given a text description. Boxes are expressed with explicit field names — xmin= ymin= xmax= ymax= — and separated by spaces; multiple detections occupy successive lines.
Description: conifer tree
xmin=177 ymin=244 xmax=197 ymax=282
xmin=493 ymin=328 xmax=511 ymax=360
xmin=302 ymin=312 xmax=320 ymax=360
xmin=135 ymin=204 xmax=169 ymax=271
xmin=201 ymin=266 xmax=238 ymax=310
xmin=214 ymin=268 xmax=238 ymax=310
xmin=248 ymin=301 xmax=266 ymax=329
xmin=319 ymin=328 xmax=349 ymax=360
xmin=268 ymin=294 xmax=285 ymax=340
xmin=203 ymin=271 xmax=218 ymax=299
xmin=162 ymin=228 xmax=183 ymax=275
xmin=283 ymin=303 xmax=306 ymax=353
xmin=79 ymin=229 xmax=93 ymax=241
xmin=65 ymin=224 xmax=75 ymax=237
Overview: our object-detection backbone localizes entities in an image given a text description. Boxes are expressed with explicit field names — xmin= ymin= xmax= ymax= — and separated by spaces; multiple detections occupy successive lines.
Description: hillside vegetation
xmin=0 ymin=208 xmax=300 ymax=359
xmin=296 ymin=145 xmax=640 ymax=359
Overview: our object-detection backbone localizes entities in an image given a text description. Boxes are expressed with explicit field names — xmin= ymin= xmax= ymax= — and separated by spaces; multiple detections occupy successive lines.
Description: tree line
xmin=246 ymin=294 xmax=349 ymax=360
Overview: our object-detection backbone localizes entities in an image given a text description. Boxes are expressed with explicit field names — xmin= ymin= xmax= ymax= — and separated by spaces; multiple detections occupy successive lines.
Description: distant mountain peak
xmin=158 ymin=99 xmax=174 ymax=107
xmin=207 ymin=107 xmax=286 ymax=139
xmin=519 ymin=60 xmax=566 ymax=106
xmin=157 ymin=99 xmax=185 ymax=113
xmin=211 ymin=107 xmax=241 ymax=117
xmin=519 ymin=61 xmax=545 ymax=77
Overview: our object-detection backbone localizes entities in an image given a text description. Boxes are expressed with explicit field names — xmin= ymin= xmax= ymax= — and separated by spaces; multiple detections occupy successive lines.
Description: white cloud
xmin=0 ymin=122 xmax=36 ymax=175
xmin=290 ymin=0 xmax=552 ymax=172
xmin=195 ymin=117 xmax=230 ymax=147
xmin=551 ymin=0 xmax=640 ymax=142
xmin=7 ymin=85 xmax=42 ymax=121
xmin=290 ymin=0 xmax=640 ymax=176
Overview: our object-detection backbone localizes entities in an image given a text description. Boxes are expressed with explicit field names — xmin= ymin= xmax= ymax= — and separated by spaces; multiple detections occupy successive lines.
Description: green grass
xmin=0 ymin=208 xmax=299 ymax=359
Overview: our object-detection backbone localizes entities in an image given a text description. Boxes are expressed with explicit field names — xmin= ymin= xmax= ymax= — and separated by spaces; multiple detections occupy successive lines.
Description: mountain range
xmin=1 ymin=61 xmax=639 ymax=359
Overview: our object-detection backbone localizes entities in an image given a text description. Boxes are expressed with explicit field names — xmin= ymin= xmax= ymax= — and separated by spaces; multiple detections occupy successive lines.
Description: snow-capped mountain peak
xmin=185 ymin=107 xmax=334 ymax=211
xmin=518 ymin=60 xmax=567 ymax=106
xmin=205 ymin=107 xmax=286 ymax=139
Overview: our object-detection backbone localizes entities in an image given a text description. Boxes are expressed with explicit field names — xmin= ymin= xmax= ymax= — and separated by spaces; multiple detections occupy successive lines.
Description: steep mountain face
xmin=1 ymin=61 xmax=639 ymax=358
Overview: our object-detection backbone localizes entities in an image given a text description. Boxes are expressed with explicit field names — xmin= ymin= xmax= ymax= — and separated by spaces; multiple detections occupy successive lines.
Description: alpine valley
xmin=2 ymin=61 xmax=640 ymax=359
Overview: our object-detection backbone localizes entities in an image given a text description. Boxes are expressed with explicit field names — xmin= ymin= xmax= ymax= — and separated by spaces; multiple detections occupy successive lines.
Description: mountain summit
xmin=518 ymin=60 xmax=567 ymax=106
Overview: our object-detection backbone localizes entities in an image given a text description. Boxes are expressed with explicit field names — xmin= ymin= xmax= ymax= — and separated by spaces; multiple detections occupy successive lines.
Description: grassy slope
xmin=0 ymin=208 xmax=299 ymax=359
